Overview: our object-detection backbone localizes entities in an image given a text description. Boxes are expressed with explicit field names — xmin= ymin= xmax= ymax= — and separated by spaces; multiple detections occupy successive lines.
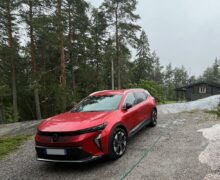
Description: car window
xmin=143 ymin=91 xmax=149 ymax=98
xmin=73 ymin=95 xmax=122 ymax=112
xmin=123 ymin=93 xmax=136 ymax=106
xmin=144 ymin=90 xmax=150 ymax=96
xmin=134 ymin=92 xmax=147 ymax=104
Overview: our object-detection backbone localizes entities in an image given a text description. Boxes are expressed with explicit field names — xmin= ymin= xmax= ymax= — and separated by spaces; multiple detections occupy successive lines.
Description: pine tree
xmin=90 ymin=8 xmax=108 ymax=89
xmin=57 ymin=0 xmax=66 ymax=88
xmin=20 ymin=0 xmax=42 ymax=119
xmin=64 ymin=0 xmax=90 ymax=98
xmin=0 ymin=0 xmax=20 ymax=121
xmin=101 ymin=0 xmax=140 ymax=89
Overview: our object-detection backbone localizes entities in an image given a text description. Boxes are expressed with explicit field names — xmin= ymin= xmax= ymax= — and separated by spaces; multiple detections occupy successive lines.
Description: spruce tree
xmin=133 ymin=30 xmax=153 ymax=82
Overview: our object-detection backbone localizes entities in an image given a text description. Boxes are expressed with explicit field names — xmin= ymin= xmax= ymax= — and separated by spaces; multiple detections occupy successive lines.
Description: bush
xmin=129 ymin=80 xmax=165 ymax=103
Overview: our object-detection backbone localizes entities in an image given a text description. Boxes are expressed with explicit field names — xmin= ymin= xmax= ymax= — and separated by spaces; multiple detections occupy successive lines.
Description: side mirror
xmin=122 ymin=103 xmax=133 ymax=111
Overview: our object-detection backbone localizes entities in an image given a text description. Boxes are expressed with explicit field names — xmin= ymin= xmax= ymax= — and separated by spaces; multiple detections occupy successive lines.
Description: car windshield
xmin=72 ymin=95 xmax=122 ymax=112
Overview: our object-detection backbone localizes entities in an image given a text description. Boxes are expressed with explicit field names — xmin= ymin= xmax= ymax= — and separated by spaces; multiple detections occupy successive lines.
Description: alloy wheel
xmin=113 ymin=130 xmax=127 ymax=156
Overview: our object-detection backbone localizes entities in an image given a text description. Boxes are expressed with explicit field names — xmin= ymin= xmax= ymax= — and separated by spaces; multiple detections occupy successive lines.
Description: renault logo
xmin=51 ymin=133 xmax=59 ymax=142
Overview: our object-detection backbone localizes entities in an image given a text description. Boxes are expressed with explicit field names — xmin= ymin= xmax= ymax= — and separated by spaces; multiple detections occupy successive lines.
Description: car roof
xmin=90 ymin=89 xmax=145 ymax=96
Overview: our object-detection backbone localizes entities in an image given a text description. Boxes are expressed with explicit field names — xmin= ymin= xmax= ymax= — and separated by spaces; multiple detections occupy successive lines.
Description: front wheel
xmin=150 ymin=109 xmax=157 ymax=127
xmin=108 ymin=128 xmax=127 ymax=160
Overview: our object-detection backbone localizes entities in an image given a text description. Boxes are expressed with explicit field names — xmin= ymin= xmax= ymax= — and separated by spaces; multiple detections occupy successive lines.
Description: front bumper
xmin=36 ymin=146 xmax=102 ymax=163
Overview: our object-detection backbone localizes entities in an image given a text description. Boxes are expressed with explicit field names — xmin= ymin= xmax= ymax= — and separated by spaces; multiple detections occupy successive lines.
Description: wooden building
xmin=176 ymin=82 xmax=220 ymax=101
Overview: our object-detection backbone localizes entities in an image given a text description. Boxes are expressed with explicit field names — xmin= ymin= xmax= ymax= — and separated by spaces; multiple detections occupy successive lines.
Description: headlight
xmin=82 ymin=122 xmax=107 ymax=133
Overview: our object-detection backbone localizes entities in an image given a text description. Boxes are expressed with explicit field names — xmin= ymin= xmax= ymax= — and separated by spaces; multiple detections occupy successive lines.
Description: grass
xmin=205 ymin=102 xmax=220 ymax=117
xmin=0 ymin=134 xmax=31 ymax=160
xmin=217 ymin=102 xmax=220 ymax=117
xmin=159 ymin=100 xmax=177 ymax=105
xmin=205 ymin=110 xmax=218 ymax=114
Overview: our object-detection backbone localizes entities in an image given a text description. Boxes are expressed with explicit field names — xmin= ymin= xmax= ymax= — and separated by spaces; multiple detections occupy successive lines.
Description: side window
xmin=134 ymin=92 xmax=147 ymax=104
xmin=123 ymin=93 xmax=136 ymax=106
xmin=143 ymin=91 xmax=149 ymax=98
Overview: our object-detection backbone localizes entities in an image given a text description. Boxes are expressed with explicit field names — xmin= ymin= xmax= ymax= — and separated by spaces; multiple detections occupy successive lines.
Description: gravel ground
xmin=0 ymin=111 xmax=220 ymax=180
xmin=0 ymin=120 xmax=41 ymax=136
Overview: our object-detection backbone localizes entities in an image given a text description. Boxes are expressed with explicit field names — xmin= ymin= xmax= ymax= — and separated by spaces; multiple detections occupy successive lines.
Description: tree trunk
xmin=57 ymin=0 xmax=66 ymax=111
xmin=0 ymin=100 xmax=4 ymax=123
xmin=12 ymin=62 xmax=18 ymax=119
xmin=57 ymin=0 xmax=66 ymax=88
xmin=34 ymin=88 xmax=41 ymax=119
xmin=6 ymin=0 xmax=18 ymax=120
xmin=115 ymin=3 xmax=121 ymax=89
xmin=67 ymin=5 xmax=76 ymax=96
xmin=111 ymin=58 xmax=114 ymax=90
xmin=29 ymin=0 xmax=42 ymax=120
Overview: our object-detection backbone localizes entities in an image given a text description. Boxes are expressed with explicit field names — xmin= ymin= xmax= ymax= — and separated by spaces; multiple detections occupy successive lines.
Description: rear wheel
xmin=108 ymin=128 xmax=127 ymax=160
xmin=150 ymin=109 xmax=157 ymax=127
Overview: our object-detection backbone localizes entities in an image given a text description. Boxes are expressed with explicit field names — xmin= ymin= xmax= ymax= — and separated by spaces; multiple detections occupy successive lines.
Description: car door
xmin=121 ymin=92 xmax=138 ymax=131
xmin=133 ymin=91 xmax=150 ymax=124
xmin=142 ymin=91 xmax=152 ymax=120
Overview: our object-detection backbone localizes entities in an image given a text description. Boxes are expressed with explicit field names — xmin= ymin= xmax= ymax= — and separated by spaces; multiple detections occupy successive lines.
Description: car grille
xmin=36 ymin=147 xmax=92 ymax=161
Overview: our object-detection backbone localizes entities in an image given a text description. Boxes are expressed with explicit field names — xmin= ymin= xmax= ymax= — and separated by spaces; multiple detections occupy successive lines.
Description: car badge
xmin=51 ymin=133 xmax=59 ymax=142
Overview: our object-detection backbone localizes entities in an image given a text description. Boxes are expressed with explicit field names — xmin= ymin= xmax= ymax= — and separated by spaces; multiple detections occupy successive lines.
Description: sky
xmin=89 ymin=0 xmax=220 ymax=77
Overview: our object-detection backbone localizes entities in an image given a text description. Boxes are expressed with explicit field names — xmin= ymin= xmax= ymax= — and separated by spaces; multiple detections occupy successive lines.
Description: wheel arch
xmin=116 ymin=124 xmax=128 ymax=136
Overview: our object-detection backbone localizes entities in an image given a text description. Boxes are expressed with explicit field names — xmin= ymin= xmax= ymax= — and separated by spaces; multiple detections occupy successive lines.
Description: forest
xmin=0 ymin=0 xmax=220 ymax=123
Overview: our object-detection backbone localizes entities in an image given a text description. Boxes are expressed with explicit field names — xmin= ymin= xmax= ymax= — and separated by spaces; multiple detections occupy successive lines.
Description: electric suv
xmin=35 ymin=89 xmax=157 ymax=163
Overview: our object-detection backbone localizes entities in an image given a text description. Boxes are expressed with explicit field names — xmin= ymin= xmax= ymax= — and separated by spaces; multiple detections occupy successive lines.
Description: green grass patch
xmin=204 ymin=103 xmax=220 ymax=117
xmin=217 ymin=102 xmax=220 ymax=117
xmin=0 ymin=135 xmax=31 ymax=160
xmin=204 ymin=110 xmax=218 ymax=114
xmin=162 ymin=100 xmax=177 ymax=105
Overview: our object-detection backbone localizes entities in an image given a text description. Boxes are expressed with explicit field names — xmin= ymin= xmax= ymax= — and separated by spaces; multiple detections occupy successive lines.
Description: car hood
xmin=38 ymin=111 xmax=113 ymax=132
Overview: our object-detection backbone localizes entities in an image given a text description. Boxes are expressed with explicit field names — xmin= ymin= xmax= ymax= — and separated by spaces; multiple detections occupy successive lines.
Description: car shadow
xmin=38 ymin=156 xmax=118 ymax=175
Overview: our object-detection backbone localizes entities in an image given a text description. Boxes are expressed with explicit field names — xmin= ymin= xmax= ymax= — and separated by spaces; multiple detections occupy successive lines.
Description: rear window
xmin=134 ymin=92 xmax=147 ymax=104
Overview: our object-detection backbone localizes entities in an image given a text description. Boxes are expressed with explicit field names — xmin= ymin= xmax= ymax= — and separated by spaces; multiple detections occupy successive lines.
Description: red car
xmin=35 ymin=89 xmax=157 ymax=163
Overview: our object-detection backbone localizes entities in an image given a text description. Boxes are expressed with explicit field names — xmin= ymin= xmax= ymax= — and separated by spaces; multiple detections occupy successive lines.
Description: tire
xmin=150 ymin=109 xmax=157 ymax=127
xmin=108 ymin=127 xmax=127 ymax=160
